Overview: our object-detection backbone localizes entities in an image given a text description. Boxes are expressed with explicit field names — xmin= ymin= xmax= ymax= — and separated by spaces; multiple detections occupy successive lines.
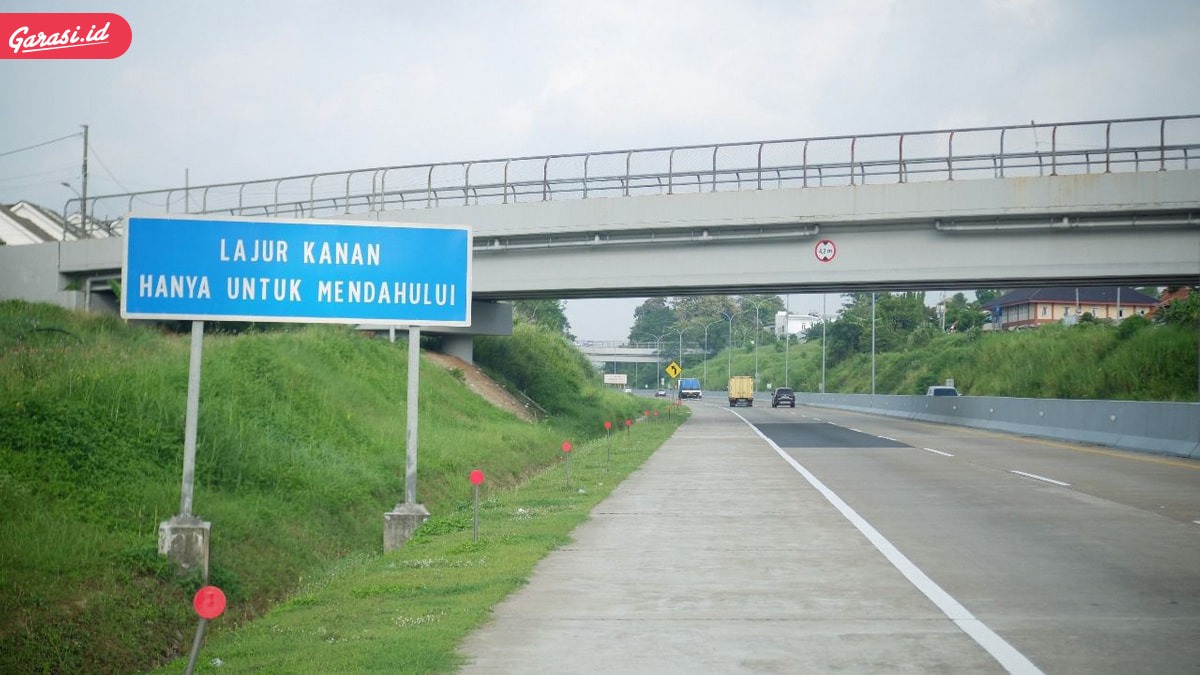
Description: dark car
xmin=771 ymin=387 xmax=795 ymax=408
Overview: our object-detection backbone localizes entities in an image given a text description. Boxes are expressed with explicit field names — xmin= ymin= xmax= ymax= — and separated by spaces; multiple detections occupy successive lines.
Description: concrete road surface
xmin=458 ymin=401 xmax=1200 ymax=674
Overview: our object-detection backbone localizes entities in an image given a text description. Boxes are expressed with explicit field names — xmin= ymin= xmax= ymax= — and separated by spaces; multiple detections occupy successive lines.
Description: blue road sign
xmin=122 ymin=215 xmax=471 ymax=326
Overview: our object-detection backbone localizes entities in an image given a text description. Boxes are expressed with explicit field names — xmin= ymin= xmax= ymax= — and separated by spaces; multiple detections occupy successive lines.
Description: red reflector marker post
xmin=469 ymin=470 xmax=485 ymax=541
xmin=562 ymin=441 xmax=572 ymax=485
xmin=604 ymin=421 xmax=612 ymax=468
xmin=184 ymin=586 xmax=226 ymax=675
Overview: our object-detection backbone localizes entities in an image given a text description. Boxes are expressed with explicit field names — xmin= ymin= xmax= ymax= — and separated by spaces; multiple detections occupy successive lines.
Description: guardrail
xmin=67 ymin=115 xmax=1200 ymax=232
xmin=792 ymin=392 xmax=1200 ymax=459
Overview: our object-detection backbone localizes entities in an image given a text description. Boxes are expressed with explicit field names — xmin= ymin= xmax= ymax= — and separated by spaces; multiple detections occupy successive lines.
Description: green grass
xmin=698 ymin=322 xmax=1199 ymax=400
xmin=147 ymin=416 xmax=683 ymax=674
xmin=0 ymin=300 xmax=678 ymax=674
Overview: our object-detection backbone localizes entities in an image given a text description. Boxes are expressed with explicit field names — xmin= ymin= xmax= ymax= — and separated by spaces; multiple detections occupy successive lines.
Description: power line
xmin=87 ymin=141 xmax=171 ymax=207
xmin=0 ymin=165 xmax=77 ymax=183
xmin=87 ymin=142 xmax=135 ymax=194
xmin=0 ymin=132 xmax=81 ymax=159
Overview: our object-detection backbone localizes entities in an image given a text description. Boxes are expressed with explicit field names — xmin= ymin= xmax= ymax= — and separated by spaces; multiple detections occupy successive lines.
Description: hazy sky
xmin=3 ymin=1 xmax=1197 ymax=340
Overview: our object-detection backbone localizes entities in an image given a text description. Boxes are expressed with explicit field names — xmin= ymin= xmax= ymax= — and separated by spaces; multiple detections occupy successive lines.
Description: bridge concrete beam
xmin=360 ymin=170 xmax=1200 ymax=298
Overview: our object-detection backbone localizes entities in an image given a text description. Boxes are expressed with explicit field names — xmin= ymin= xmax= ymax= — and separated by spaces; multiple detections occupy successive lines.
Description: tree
xmin=513 ymin=300 xmax=572 ymax=338
xmin=944 ymin=292 xmax=986 ymax=332
xmin=1154 ymin=288 xmax=1199 ymax=328
xmin=974 ymin=289 xmax=1004 ymax=305
xmin=628 ymin=297 xmax=676 ymax=342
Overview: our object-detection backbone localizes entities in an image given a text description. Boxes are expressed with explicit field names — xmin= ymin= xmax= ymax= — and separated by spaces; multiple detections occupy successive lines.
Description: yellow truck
xmin=727 ymin=376 xmax=755 ymax=407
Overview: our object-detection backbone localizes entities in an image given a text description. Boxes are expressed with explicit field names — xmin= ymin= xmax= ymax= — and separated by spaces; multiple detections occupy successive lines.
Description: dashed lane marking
xmin=1009 ymin=470 xmax=1071 ymax=487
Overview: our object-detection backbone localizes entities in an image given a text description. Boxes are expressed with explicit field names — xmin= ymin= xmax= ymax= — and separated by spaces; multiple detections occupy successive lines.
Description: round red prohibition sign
xmin=814 ymin=239 xmax=837 ymax=262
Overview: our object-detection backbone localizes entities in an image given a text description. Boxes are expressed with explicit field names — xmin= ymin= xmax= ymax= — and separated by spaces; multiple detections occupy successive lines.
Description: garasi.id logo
xmin=3 ymin=12 xmax=131 ymax=59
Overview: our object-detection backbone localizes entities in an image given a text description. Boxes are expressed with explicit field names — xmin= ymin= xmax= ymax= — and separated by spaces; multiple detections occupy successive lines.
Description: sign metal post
xmin=184 ymin=586 xmax=226 ymax=675
xmin=604 ymin=421 xmax=612 ymax=468
xmin=469 ymin=470 xmax=484 ymax=542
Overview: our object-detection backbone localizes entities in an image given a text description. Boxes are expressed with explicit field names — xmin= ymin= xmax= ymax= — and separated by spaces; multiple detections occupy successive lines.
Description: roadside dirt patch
xmin=423 ymin=351 xmax=539 ymax=423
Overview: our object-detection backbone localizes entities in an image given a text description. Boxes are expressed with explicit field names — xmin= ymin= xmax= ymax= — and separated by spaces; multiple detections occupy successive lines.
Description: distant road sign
xmin=603 ymin=373 xmax=628 ymax=385
xmin=665 ymin=361 xmax=682 ymax=378
xmin=122 ymin=214 xmax=471 ymax=326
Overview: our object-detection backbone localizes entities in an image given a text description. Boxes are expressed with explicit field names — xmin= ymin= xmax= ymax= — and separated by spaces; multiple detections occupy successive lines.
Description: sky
xmin=2 ymin=0 xmax=1197 ymax=340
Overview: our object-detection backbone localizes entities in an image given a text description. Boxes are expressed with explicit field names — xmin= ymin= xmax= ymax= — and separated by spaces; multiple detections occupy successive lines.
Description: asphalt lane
xmin=742 ymin=402 xmax=1200 ymax=675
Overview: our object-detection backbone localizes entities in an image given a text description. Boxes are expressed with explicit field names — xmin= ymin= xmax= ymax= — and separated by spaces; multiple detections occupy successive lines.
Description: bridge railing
xmin=67 ymin=115 xmax=1200 ymax=230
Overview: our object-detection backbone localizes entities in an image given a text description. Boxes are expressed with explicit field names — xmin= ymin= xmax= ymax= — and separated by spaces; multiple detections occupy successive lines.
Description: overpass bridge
xmin=4 ymin=115 xmax=1199 ymax=360
xmin=59 ymin=115 xmax=1200 ymax=295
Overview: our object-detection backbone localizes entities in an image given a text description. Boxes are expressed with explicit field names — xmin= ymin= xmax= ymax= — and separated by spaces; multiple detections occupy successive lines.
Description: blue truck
xmin=678 ymin=377 xmax=702 ymax=400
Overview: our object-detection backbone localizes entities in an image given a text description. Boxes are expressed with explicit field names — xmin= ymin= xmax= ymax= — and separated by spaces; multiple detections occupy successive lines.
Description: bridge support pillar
xmin=442 ymin=335 xmax=474 ymax=363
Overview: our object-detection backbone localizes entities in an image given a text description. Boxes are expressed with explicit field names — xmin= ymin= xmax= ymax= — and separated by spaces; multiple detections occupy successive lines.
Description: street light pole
xmin=721 ymin=312 xmax=735 ymax=386
xmin=821 ymin=295 xmax=827 ymax=394
xmin=79 ymin=124 xmax=88 ymax=238
xmin=673 ymin=328 xmax=684 ymax=374
xmin=754 ymin=307 xmax=760 ymax=392
xmin=702 ymin=320 xmax=721 ymax=391
xmin=784 ymin=295 xmax=791 ymax=389
xmin=745 ymin=299 xmax=766 ymax=393
xmin=650 ymin=333 xmax=668 ymax=388
xmin=871 ymin=292 xmax=877 ymax=396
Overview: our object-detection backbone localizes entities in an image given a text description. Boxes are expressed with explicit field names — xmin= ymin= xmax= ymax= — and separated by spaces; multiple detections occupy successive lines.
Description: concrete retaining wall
xmin=0 ymin=241 xmax=83 ymax=309
xmin=793 ymin=393 xmax=1200 ymax=459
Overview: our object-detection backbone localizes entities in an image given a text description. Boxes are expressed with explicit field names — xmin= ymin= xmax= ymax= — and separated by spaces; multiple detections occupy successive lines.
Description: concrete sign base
xmin=158 ymin=514 xmax=211 ymax=580
xmin=383 ymin=503 xmax=431 ymax=552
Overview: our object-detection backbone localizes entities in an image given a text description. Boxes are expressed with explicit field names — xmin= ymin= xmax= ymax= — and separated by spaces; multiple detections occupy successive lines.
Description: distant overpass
xmin=576 ymin=343 xmax=659 ymax=365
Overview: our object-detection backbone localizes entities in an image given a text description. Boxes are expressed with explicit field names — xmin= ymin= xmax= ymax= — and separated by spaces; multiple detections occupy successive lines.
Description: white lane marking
xmin=728 ymin=408 xmax=1043 ymax=675
xmin=878 ymin=435 xmax=897 ymax=442
xmin=1192 ymin=520 xmax=1200 ymax=526
xmin=849 ymin=428 xmax=863 ymax=433
xmin=1009 ymin=470 xmax=1071 ymax=487
xmin=924 ymin=447 xmax=956 ymax=458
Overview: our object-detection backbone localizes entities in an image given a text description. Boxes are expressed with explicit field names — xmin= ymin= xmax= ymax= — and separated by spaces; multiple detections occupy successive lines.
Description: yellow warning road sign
xmin=665 ymin=361 xmax=681 ymax=378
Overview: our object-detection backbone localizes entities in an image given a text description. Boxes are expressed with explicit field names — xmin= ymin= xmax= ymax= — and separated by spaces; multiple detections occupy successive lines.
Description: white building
xmin=0 ymin=201 xmax=74 ymax=245
xmin=0 ymin=201 xmax=121 ymax=245
xmin=774 ymin=311 xmax=821 ymax=339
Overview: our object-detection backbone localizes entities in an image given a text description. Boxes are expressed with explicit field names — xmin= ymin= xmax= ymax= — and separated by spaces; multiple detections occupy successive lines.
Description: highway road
xmin=740 ymin=398 xmax=1200 ymax=674
xmin=461 ymin=396 xmax=1200 ymax=674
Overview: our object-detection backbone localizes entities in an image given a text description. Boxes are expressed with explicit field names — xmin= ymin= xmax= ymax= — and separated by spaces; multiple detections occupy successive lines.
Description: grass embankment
xmin=150 ymin=413 xmax=682 ymax=674
xmin=0 ymin=301 xmax=680 ymax=674
xmin=700 ymin=322 xmax=1198 ymax=400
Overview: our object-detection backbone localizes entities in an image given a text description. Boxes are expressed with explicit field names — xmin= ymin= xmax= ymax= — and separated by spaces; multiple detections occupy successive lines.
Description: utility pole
xmin=79 ymin=124 xmax=88 ymax=237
